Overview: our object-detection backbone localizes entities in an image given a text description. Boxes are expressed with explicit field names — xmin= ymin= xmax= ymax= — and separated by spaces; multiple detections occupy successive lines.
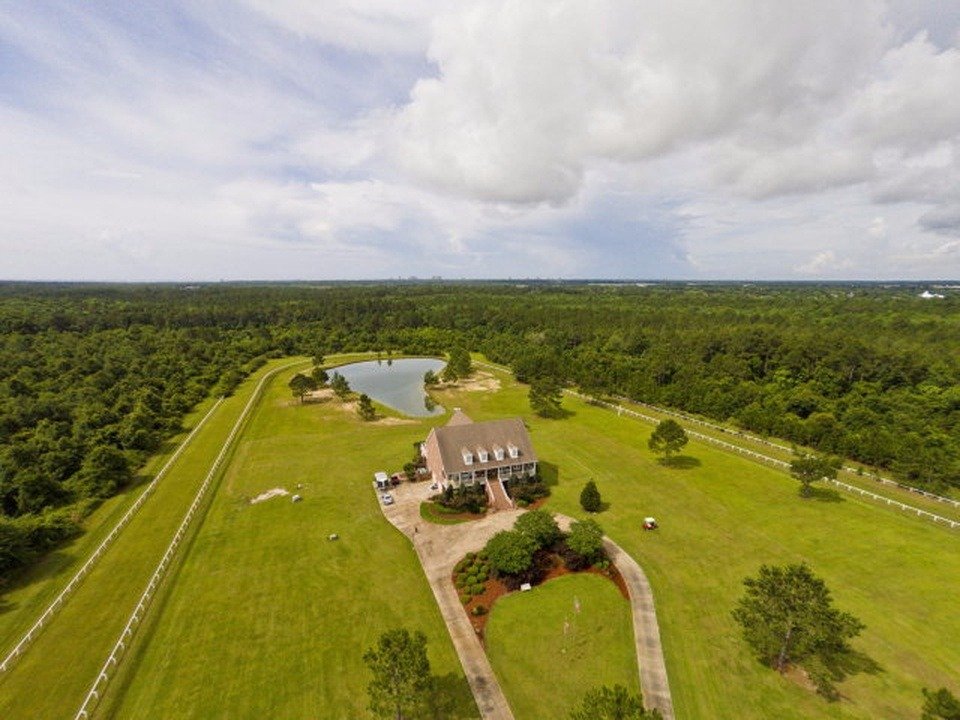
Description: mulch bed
xmin=457 ymin=553 xmax=628 ymax=643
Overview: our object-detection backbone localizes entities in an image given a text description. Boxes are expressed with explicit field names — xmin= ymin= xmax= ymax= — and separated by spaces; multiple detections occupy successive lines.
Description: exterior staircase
xmin=486 ymin=478 xmax=514 ymax=511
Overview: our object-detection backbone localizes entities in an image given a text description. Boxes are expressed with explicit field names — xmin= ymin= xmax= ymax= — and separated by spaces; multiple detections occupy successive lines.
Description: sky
xmin=1 ymin=1 xmax=959 ymax=281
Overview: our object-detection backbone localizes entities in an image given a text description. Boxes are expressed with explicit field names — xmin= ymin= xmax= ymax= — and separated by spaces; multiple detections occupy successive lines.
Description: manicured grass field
xmin=0 ymin=358 xmax=311 ymax=720
xmin=7 ymin=356 xmax=956 ymax=720
xmin=485 ymin=573 xmax=640 ymax=719
xmin=103 ymin=363 xmax=477 ymax=719
xmin=447 ymin=363 xmax=960 ymax=720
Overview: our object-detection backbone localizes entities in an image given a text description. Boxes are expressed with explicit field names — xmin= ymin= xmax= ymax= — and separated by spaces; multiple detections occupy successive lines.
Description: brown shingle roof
xmin=431 ymin=417 xmax=536 ymax=476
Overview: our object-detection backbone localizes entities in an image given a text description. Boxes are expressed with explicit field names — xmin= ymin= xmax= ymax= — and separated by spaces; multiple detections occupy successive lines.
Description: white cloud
xmin=1 ymin=1 xmax=959 ymax=280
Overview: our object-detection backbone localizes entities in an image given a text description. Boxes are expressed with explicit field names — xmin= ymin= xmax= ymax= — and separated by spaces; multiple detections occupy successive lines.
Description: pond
xmin=332 ymin=357 xmax=446 ymax=417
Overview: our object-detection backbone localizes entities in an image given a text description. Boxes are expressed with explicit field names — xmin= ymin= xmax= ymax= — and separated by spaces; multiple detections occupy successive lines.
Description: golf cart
xmin=643 ymin=516 xmax=658 ymax=530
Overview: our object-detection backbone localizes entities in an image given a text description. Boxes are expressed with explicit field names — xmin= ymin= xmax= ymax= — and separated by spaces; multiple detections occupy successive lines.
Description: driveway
xmin=379 ymin=485 xmax=674 ymax=720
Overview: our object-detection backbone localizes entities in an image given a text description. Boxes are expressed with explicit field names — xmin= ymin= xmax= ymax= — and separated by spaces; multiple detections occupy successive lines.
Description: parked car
xmin=380 ymin=493 xmax=394 ymax=506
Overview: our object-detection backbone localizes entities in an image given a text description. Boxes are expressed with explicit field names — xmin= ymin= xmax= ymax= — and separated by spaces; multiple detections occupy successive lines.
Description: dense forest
xmin=1 ymin=282 xmax=958 ymax=582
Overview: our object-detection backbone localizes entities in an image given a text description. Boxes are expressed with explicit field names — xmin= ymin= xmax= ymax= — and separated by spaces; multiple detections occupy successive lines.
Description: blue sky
xmin=1 ymin=1 xmax=959 ymax=280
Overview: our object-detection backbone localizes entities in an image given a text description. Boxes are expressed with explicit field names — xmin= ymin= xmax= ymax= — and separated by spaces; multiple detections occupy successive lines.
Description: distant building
xmin=919 ymin=290 xmax=946 ymax=299
xmin=422 ymin=409 xmax=537 ymax=490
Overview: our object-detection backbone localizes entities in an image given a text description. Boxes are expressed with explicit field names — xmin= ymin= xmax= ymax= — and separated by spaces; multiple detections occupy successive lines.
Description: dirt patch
xmin=374 ymin=416 xmax=417 ymax=426
xmin=304 ymin=388 xmax=334 ymax=402
xmin=434 ymin=370 xmax=501 ymax=393
xmin=783 ymin=664 xmax=819 ymax=694
xmin=250 ymin=487 xmax=289 ymax=504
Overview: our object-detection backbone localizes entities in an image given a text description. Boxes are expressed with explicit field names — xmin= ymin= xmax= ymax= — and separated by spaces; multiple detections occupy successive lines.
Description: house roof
xmin=447 ymin=408 xmax=473 ymax=426
xmin=432 ymin=417 xmax=536 ymax=476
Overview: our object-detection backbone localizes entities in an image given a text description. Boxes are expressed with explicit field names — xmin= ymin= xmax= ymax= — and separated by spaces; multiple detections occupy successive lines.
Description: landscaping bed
xmin=451 ymin=511 xmax=625 ymax=641
xmin=419 ymin=501 xmax=484 ymax=525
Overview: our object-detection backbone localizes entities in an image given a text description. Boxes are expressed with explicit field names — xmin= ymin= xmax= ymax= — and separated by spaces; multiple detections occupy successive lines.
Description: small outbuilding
xmin=373 ymin=471 xmax=390 ymax=490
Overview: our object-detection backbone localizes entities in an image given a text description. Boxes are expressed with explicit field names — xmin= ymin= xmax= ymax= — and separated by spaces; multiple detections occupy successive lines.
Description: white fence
xmin=73 ymin=361 xmax=304 ymax=719
xmin=0 ymin=397 xmax=224 ymax=675
xmin=571 ymin=392 xmax=960 ymax=531
xmin=473 ymin=361 xmax=959 ymax=531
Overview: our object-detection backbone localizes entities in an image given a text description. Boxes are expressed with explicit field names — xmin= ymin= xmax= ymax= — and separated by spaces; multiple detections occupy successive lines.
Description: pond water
xmin=332 ymin=357 xmax=446 ymax=417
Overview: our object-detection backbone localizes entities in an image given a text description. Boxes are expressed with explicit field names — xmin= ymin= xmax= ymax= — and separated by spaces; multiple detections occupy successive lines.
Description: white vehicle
xmin=380 ymin=493 xmax=394 ymax=506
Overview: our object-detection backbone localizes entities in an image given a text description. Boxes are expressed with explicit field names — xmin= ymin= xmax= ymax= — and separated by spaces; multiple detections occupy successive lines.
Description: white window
xmin=494 ymin=446 xmax=505 ymax=461
xmin=508 ymin=443 xmax=519 ymax=459
xmin=478 ymin=447 xmax=489 ymax=463
xmin=462 ymin=448 xmax=473 ymax=465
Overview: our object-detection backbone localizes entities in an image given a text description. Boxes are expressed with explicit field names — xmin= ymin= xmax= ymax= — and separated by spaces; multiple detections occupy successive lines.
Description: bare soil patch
xmin=249 ymin=487 xmax=289 ymax=504
xmin=434 ymin=370 xmax=500 ymax=393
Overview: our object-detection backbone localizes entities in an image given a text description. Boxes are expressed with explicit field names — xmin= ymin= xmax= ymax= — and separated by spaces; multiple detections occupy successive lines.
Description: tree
xmin=423 ymin=369 xmax=439 ymax=386
xmin=69 ymin=445 xmax=132 ymax=498
xmin=311 ymin=365 xmax=329 ymax=386
xmin=567 ymin=519 xmax=605 ymax=561
xmin=357 ymin=393 xmax=376 ymax=421
xmin=312 ymin=351 xmax=325 ymax=367
xmin=288 ymin=373 xmax=317 ymax=403
xmin=485 ymin=530 xmax=538 ymax=576
xmin=922 ymin=687 xmax=960 ymax=720
xmin=580 ymin=480 xmax=602 ymax=513
xmin=569 ymin=684 xmax=660 ymax=720
xmin=330 ymin=372 xmax=351 ymax=399
xmin=790 ymin=452 xmax=841 ymax=498
xmin=732 ymin=563 xmax=864 ymax=676
xmin=529 ymin=377 xmax=563 ymax=418
xmin=363 ymin=628 xmax=432 ymax=720
xmin=447 ymin=347 xmax=472 ymax=379
xmin=514 ymin=509 xmax=561 ymax=549
xmin=647 ymin=419 xmax=688 ymax=460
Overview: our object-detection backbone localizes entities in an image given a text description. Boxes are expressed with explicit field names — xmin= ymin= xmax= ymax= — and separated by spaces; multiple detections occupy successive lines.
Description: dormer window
xmin=493 ymin=446 xmax=505 ymax=461
xmin=462 ymin=447 xmax=474 ymax=465
xmin=508 ymin=443 xmax=519 ymax=459
xmin=477 ymin=447 xmax=489 ymax=463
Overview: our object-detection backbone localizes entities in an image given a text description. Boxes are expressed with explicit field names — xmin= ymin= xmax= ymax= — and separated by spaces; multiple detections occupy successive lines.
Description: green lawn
xmin=104 ymin=363 xmax=477 ymax=719
xmin=0 ymin=358 xmax=311 ymax=720
xmin=451 ymin=363 xmax=960 ymax=720
xmin=5 ymin=356 xmax=956 ymax=720
xmin=486 ymin=573 xmax=640 ymax=719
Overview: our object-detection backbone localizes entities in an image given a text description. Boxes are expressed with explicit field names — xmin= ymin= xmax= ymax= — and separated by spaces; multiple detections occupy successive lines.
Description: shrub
xmin=460 ymin=594 xmax=471 ymax=605
xmin=580 ymin=480 xmax=602 ymax=512
xmin=485 ymin=530 xmax=538 ymax=576
xmin=454 ymin=559 xmax=470 ymax=573
xmin=455 ymin=576 xmax=468 ymax=589
xmin=514 ymin=509 xmax=562 ymax=549
xmin=471 ymin=605 xmax=487 ymax=617
xmin=567 ymin=519 xmax=605 ymax=561
xmin=471 ymin=584 xmax=485 ymax=596
xmin=515 ymin=498 xmax=529 ymax=508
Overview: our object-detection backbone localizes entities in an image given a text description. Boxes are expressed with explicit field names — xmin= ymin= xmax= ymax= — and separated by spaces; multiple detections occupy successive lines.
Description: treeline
xmin=1 ymin=282 xmax=958 ymax=583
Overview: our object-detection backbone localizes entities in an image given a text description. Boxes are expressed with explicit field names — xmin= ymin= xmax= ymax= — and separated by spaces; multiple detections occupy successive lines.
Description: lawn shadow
xmin=805 ymin=486 xmax=844 ymax=503
xmin=425 ymin=672 xmax=478 ymax=719
xmin=814 ymin=648 xmax=883 ymax=701
xmin=539 ymin=461 xmax=560 ymax=489
xmin=657 ymin=455 xmax=701 ymax=469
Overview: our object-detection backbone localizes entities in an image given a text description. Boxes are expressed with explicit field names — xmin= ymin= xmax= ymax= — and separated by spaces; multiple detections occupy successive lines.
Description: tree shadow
xmin=657 ymin=455 xmax=701 ymax=469
xmin=539 ymin=406 xmax=576 ymax=420
xmin=804 ymin=486 xmax=844 ymax=503
xmin=538 ymin=461 xmax=560 ymax=488
xmin=425 ymin=672 xmax=478 ymax=719
xmin=810 ymin=648 xmax=883 ymax=701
